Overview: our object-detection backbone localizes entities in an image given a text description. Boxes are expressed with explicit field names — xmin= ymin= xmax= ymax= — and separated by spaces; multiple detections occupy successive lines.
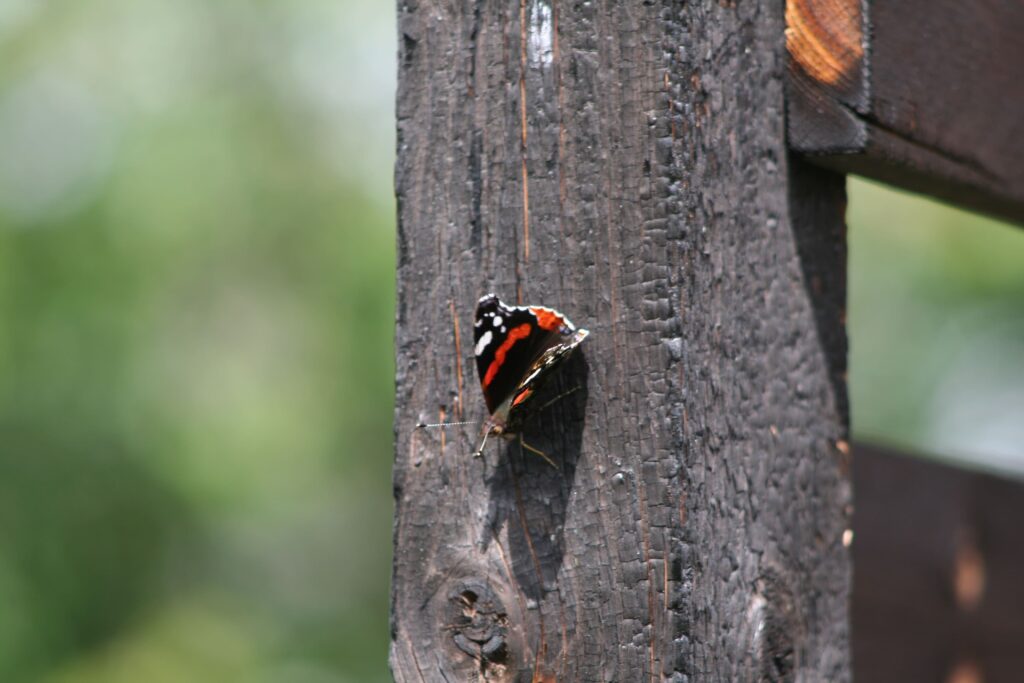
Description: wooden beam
xmin=392 ymin=1 xmax=852 ymax=679
xmin=853 ymin=443 xmax=1024 ymax=682
xmin=787 ymin=0 xmax=1024 ymax=225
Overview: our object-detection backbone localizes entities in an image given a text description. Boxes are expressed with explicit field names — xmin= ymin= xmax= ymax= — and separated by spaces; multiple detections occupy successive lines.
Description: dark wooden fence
xmin=788 ymin=0 xmax=1024 ymax=224
xmin=391 ymin=1 xmax=1024 ymax=680
xmin=853 ymin=445 xmax=1024 ymax=683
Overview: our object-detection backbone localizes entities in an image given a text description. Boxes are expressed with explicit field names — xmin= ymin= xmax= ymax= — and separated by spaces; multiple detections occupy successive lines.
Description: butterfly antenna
xmin=415 ymin=419 xmax=478 ymax=430
xmin=519 ymin=435 xmax=558 ymax=469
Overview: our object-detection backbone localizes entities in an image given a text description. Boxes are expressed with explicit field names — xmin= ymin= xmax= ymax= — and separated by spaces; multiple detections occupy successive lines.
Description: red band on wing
xmin=530 ymin=307 xmax=565 ymax=331
xmin=511 ymin=388 xmax=533 ymax=407
xmin=483 ymin=323 xmax=533 ymax=388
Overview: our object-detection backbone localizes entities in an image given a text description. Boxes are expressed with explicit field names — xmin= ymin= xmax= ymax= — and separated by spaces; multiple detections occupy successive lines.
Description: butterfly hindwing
xmin=503 ymin=328 xmax=588 ymax=430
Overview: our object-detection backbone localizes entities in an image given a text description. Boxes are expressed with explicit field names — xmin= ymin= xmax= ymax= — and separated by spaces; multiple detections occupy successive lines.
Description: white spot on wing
xmin=475 ymin=330 xmax=492 ymax=356
xmin=492 ymin=315 xmax=503 ymax=327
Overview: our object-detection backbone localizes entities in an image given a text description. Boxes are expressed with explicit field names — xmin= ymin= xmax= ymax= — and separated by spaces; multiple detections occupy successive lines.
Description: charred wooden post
xmin=392 ymin=1 xmax=851 ymax=680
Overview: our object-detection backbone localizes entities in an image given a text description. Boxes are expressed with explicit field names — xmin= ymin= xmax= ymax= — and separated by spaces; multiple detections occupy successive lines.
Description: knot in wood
xmin=447 ymin=579 xmax=509 ymax=663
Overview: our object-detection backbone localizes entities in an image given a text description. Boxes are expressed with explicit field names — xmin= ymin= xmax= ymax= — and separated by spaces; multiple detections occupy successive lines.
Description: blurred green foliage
xmin=0 ymin=1 xmax=394 ymax=681
xmin=0 ymin=1 xmax=1021 ymax=681
xmin=849 ymin=179 xmax=1024 ymax=474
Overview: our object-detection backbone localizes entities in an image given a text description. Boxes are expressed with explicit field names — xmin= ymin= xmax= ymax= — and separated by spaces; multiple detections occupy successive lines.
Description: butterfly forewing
xmin=473 ymin=294 xmax=579 ymax=415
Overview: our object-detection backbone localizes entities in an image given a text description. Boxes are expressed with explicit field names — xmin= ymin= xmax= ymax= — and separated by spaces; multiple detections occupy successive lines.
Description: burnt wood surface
xmin=786 ymin=0 xmax=1024 ymax=225
xmin=853 ymin=443 xmax=1024 ymax=683
xmin=393 ymin=1 xmax=851 ymax=680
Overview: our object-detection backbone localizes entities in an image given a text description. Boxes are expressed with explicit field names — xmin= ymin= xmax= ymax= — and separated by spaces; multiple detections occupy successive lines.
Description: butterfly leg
xmin=519 ymin=434 xmax=557 ymax=469
xmin=534 ymin=385 xmax=581 ymax=413
xmin=472 ymin=429 xmax=492 ymax=458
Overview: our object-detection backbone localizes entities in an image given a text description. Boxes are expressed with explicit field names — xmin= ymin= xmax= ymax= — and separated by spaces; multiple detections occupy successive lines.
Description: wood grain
xmin=393 ymin=1 xmax=851 ymax=679
xmin=787 ymin=0 xmax=1024 ymax=225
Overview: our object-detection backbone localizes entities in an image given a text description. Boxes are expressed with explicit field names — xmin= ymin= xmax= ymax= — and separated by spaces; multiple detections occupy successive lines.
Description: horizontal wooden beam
xmin=852 ymin=443 xmax=1024 ymax=682
xmin=787 ymin=0 xmax=1024 ymax=225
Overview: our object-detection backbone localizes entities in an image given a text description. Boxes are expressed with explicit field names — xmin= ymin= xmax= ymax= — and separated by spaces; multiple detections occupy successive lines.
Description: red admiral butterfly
xmin=472 ymin=293 xmax=588 ymax=457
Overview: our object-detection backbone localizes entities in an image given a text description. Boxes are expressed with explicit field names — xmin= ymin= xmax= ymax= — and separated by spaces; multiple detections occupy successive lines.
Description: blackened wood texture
xmin=393 ymin=1 xmax=851 ymax=680
xmin=787 ymin=0 xmax=1024 ymax=225
xmin=852 ymin=444 xmax=1024 ymax=683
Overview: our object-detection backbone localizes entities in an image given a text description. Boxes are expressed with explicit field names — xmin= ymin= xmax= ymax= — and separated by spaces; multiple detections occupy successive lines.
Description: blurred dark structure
xmin=853 ymin=443 xmax=1024 ymax=683
xmin=794 ymin=1 xmax=1024 ymax=680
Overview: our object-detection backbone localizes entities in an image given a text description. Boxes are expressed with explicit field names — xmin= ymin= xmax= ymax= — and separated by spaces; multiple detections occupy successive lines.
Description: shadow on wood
xmin=483 ymin=352 xmax=589 ymax=604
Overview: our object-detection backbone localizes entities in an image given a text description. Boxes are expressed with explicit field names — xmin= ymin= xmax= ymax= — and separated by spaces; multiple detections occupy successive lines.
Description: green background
xmin=0 ymin=1 xmax=1020 ymax=680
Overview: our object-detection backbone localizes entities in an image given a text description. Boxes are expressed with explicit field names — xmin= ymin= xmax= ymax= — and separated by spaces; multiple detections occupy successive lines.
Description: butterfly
xmin=471 ymin=293 xmax=588 ymax=458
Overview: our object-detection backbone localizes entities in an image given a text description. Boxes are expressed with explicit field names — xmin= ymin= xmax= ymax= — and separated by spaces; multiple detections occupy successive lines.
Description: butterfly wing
xmin=473 ymin=294 xmax=587 ymax=419
xmin=502 ymin=326 xmax=588 ymax=430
